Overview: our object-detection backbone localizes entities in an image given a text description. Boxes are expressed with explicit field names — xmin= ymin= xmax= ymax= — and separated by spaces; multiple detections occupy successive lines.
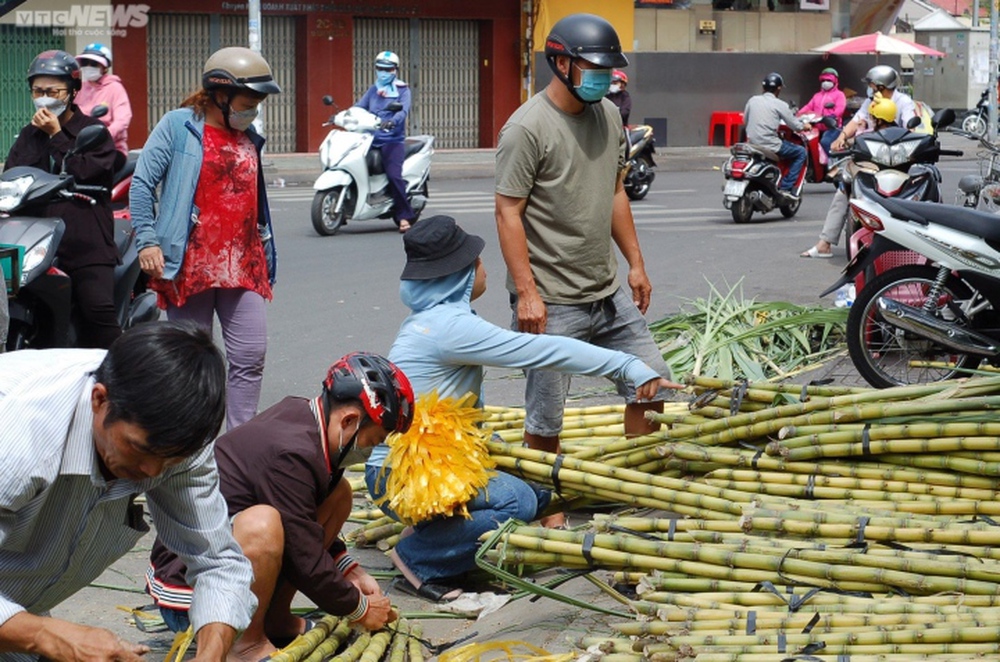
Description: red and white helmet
xmin=323 ymin=352 xmax=414 ymax=434
xmin=612 ymin=69 xmax=628 ymax=84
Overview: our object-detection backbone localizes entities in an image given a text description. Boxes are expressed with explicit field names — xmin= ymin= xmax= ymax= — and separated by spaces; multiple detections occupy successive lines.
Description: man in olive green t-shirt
xmin=494 ymin=13 xmax=676 ymax=526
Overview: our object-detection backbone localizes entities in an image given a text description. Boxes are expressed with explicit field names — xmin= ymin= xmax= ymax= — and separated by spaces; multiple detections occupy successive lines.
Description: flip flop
xmin=390 ymin=576 xmax=461 ymax=603
xmin=800 ymin=246 xmax=833 ymax=259
xmin=269 ymin=617 xmax=317 ymax=649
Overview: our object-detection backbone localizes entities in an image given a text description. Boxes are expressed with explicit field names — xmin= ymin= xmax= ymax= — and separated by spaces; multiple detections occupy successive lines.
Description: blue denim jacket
xmin=131 ymin=108 xmax=277 ymax=283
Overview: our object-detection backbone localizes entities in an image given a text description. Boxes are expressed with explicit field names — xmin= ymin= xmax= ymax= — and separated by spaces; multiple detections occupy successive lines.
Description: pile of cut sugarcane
xmin=270 ymin=615 xmax=426 ymax=662
xmin=470 ymin=375 xmax=1000 ymax=660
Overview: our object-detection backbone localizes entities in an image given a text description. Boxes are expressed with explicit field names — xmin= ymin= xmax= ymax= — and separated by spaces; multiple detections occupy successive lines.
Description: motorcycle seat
xmin=404 ymin=136 xmax=431 ymax=159
xmin=875 ymin=193 xmax=1000 ymax=243
xmin=627 ymin=127 xmax=648 ymax=145
xmin=732 ymin=142 xmax=780 ymax=163
xmin=112 ymin=152 xmax=139 ymax=186
xmin=366 ymin=138 xmax=431 ymax=175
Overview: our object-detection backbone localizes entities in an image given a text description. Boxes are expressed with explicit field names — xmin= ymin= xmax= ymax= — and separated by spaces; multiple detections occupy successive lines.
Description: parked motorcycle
xmin=952 ymin=129 xmax=1000 ymax=211
xmin=311 ymin=96 xmax=434 ymax=236
xmin=623 ymin=124 xmax=656 ymax=201
xmin=0 ymin=124 xmax=158 ymax=351
xmin=721 ymin=116 xmax=836 ymax=223
xmin=960 ymin=88 xmax=991 ymax=138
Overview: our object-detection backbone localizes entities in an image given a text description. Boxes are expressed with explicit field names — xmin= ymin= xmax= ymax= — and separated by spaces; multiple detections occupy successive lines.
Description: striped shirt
xmin=0 ymin=349 xmax=255 ymax=657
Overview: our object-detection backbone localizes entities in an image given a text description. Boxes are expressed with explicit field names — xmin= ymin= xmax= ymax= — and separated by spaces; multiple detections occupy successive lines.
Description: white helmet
xmin=375 ymin=51 xmax=399 ymax=70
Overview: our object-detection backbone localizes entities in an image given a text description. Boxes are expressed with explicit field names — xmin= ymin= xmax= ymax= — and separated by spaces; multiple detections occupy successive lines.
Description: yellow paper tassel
xmin=379 ymin=391 xmax=496 ymax=524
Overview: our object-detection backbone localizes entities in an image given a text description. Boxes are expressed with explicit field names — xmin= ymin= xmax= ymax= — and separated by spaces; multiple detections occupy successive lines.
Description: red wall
xmin=116 ymin=0 xmax=523 ymax=151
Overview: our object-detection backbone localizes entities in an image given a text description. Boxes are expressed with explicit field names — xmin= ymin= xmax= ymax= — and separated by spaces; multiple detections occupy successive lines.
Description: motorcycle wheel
xmin=731 ymin=195 xmax=753 ymax=223
xmin=962 ymin=114 xmax=987 ymax=138
xmin=311 ymin=187 xmax=348 ymax=236
xmin=625 ymin=157 xmax=653 ymax=201
xmin=779 ymin=196 xmax=801 ymax=218
xmin=846 ymin=265 xmax=981 ymax=388
xmin=5 ymin=320 xmax=30 ymax=352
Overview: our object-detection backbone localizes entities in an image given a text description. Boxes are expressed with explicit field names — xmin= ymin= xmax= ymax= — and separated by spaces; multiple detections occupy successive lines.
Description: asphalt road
xmin=259 ymin=156 xmax=971 ymax=410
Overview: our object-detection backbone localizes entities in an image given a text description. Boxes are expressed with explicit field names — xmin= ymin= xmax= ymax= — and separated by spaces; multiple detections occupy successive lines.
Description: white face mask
xmin=336 ymin=420 xmax=372 ymax=469
xmin=33 ymin=95 xmax=67 ymax=118
xmin=80 ymin=66 xmax=103 ymax=83
xmin=820 ymin=81 xmax=834 ymax=91
xmin=609 ymin=83 xmax=622 ymax=94
xmin=227 ymin=106 xmax=258 ymax=132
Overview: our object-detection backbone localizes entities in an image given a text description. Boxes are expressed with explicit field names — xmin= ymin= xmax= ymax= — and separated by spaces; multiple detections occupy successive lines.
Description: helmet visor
xmin=576 ymin=49 xmax=629 ymax=69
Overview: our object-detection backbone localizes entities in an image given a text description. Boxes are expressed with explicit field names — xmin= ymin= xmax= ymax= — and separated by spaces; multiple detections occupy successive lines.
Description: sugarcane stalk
xmin=302 ymin=619 xmax=353 ymax=662
xmin=357 ymin=629 xmax=392 ymax=662
xmin=408 ymin=622 xmax=425 ymax=662
xmin=354 ymin=522 xmax=406 ymax=548
xmin=269 ymin=615 xmax=340 ymax=662
xmin=386 ymin=620 xmax=407 ymax=662
xmin=703 ymin=469 xmax=1000 ymax=500
xmin=326 ymin=632 xmax=371 ymax=662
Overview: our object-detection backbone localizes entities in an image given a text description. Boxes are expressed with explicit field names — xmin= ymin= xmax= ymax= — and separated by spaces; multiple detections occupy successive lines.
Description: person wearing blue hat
xmin=364 ymin=215 xmax=682 ymax=602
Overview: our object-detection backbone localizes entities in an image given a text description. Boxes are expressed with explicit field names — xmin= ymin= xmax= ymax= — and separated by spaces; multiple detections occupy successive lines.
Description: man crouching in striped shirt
xmin=0 ymin=321 xmax=254 ymax=662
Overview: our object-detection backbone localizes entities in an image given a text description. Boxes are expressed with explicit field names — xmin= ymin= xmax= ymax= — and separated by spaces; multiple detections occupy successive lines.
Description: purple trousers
xmin=377 ymin=141 xmax=414 ymax=223
xmin=166 ymin=288 xmax=267 ymax=431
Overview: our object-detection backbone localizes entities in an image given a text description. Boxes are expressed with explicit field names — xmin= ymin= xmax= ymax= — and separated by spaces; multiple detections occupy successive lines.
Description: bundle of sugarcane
xmin=267 ymin=617 xmax=424 ymax=662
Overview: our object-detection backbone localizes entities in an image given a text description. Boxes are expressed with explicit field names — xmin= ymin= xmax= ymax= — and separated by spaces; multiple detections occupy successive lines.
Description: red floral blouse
xmin=152 ymin=124 xmax=272 ymax=308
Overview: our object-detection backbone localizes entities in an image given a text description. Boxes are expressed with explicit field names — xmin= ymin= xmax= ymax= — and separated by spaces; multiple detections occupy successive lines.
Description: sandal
xmin=800 ymin=246 xmax=833 ymax=259
xmin=390 ymin=576 xmax=461 ymax=603
xmin=398 ymin=219 xmax=412 ymax=234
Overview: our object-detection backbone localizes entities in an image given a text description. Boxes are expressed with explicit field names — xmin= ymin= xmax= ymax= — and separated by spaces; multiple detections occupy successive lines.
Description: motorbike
xmin=960 ymin=88 xmax=991 ymax=138
xmin=825 ymin=178 xmax=1000 ymax=388
xmin=838 ymin=110 xmax=960 ymax=260
xmin=722 ymin=115 xmax=837 ymax=224
xmin=623 ymin=124 xmax=656 ymax=201
xmin=0 ymin=124 xmax=158 ymax=351
xmin=311 ymin=96 xmax=434 ymax=236
xmin=952 ymin=129 xmax=1000 ymax=211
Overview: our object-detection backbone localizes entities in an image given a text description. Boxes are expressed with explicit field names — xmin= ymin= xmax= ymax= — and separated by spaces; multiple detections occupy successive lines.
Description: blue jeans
xmin=820 ymin=128 xmax=841 ymax=157
xmin=777 ymin=140 xmax=807 ymax=191
xmin=365 ymin=464 xmax=549 ymax=583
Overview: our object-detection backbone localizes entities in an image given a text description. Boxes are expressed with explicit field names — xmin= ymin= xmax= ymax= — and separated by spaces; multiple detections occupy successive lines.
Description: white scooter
xmin=311 ymin=96 xmax=434 ymax=236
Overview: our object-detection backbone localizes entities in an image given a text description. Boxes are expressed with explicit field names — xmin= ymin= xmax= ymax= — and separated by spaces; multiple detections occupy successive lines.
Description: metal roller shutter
xmin=146 ymin=12 xmax=297 ymax=153
xmin=353 ymin=17 xmax=479 ymax=148
xmin=0 ymin=27 xmax=65 ymax=158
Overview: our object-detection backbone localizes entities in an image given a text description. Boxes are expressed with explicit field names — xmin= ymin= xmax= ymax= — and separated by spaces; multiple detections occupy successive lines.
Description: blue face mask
xmin=376 ymin=70 xmax=396 ymax=87
xmin=574 ymin=65 xmax=613 ymax=103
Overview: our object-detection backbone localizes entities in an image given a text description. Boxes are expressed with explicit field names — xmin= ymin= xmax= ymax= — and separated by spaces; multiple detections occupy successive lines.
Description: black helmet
xmin=27 ymin=50 xmax=81 ymax=92
xmin=545 ymin=13 xmax=629 ymax=69
xmin=762 ymin=72 xmax=784 ymax=92
xmin=863 ymin=65 xmax=899 ymax=91
xmin=323 ymin=352 xmax=415 ymax=434
xmin=202 ymin=47 xmax=281 ymax=95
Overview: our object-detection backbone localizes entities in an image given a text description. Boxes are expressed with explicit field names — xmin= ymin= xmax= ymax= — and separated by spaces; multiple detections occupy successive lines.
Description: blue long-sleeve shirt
xmin=366 ymin=268 xmax=659 ymax=469
xmin=355 ymin=81 xmax=410 ymax=147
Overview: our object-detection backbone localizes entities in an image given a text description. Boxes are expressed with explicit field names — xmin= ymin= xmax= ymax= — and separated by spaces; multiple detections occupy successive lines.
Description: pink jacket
xmin=75 ymin=73 xmax=132 ymax=155
xmin=798 ymin=87 xmax=847 ymax=128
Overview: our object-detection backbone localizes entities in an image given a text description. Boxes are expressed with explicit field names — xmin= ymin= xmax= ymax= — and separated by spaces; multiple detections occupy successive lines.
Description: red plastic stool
xmin=709 ymin=111 xmax=744 ymax=147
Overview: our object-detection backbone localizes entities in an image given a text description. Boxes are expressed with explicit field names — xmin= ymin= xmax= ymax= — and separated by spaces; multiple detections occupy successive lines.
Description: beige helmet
xmin=202 ymin=47 xmax=280 ymax=95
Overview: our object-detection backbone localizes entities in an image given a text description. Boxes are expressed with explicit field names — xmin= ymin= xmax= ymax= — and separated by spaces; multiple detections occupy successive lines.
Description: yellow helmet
xmin=869 ymin=93 xmax=897 ymax=125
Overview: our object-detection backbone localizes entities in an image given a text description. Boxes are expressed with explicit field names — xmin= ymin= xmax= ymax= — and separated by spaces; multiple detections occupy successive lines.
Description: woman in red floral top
xmin=133 ymin=47 xmax=280 ymax=431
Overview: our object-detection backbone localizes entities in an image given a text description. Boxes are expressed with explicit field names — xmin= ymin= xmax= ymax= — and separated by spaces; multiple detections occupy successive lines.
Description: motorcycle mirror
xmin=931 ymin=107 xmax=956 ymax=130
xmin=60 ymin=124 xmax=109 ymax=175
xmin=824 ymin=102 xmax=835 ymax=109
xmin=821 ymin=116 xmax=838 ymax=129
xmin=90 ymin=104 xmax=109 ymax=119
xmin=386 ymin=102 xmax=403 ymax=112
xmin=906 ymin=116 xmax=922 ymax=130
xmin=322 ymin=95 xmax=334 ymax=106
